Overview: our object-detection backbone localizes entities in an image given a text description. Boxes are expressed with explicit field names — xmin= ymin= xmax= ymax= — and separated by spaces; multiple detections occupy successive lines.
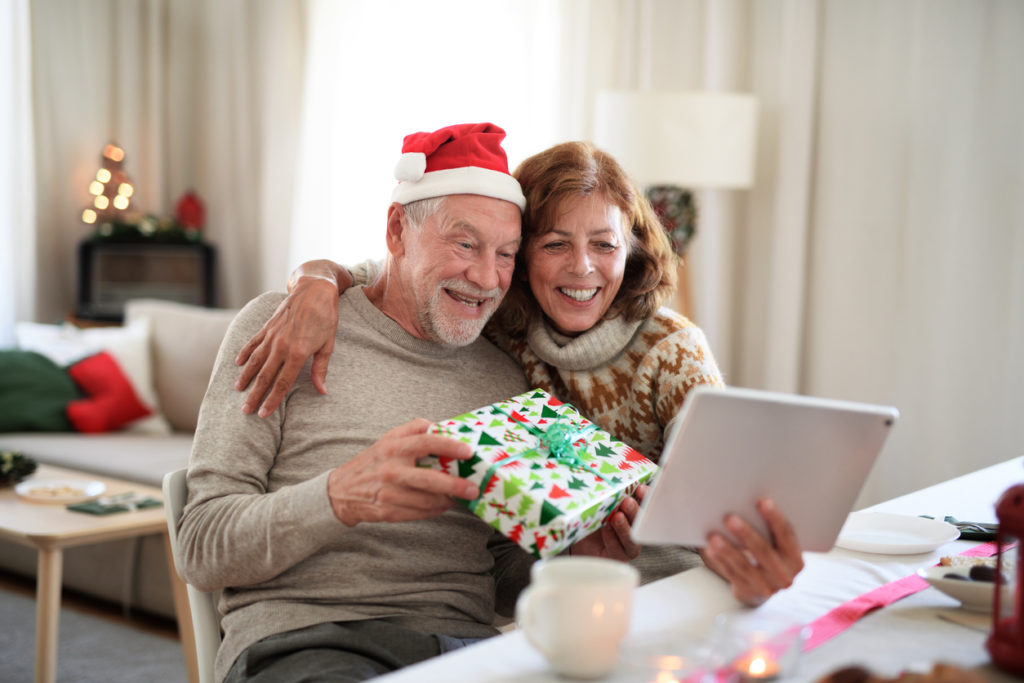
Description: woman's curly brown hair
xmin=496 ymin=141 xmax=677 ymax=336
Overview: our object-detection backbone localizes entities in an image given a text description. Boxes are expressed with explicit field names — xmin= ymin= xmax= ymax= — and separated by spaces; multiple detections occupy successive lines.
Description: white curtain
xmin=288 ymin=0 xmax=569 ymax=270
xmin=717 ymin=0 xmax=1024 ymax=504
xmin=0 ymin=0 xmax=36 ymax=345
xmin=24 ymin=0 xmax=303 ymax=323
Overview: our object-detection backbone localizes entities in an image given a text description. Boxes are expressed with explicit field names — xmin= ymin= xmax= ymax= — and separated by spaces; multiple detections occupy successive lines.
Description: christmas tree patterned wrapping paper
xmin=425 ymin=388 xmax=658 ymax=559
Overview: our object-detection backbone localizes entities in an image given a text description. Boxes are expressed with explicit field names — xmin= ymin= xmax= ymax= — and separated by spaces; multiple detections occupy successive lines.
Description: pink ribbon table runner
xmin=802 ymin=541 xmax=1000 ymax=651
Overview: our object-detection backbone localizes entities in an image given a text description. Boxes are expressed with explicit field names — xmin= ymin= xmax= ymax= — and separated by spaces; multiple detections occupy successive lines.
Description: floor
xmin=0 ymin=568 xmax=181 ymax=642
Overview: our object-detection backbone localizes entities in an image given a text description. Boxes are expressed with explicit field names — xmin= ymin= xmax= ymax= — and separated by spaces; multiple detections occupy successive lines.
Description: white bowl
xmin=917 ymin=565 xmax=998 ymax=613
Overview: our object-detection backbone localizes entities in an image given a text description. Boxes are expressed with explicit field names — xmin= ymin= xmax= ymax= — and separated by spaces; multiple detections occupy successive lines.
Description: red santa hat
xmin=391 ymin=122 xmax=526 ymax=211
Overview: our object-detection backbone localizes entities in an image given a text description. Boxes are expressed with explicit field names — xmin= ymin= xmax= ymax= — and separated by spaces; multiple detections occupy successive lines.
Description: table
xmin=0 ymin=465 xmax=199 ymax=683
xmin=377 ymin=456 xmax=1024 ymax=682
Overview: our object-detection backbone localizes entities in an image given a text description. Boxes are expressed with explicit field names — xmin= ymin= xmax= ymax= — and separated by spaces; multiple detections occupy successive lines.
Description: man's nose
xmin=466 ymin=252 xmax=500 ymax=292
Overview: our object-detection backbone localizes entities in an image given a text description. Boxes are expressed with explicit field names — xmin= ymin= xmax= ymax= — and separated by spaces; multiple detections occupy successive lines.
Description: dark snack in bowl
xmin=967 ymin=564 xmax=1005 ymax=583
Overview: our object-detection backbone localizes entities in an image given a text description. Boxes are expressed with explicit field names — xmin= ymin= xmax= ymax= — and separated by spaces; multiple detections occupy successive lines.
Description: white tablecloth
xmin=378 ymin=456 xmax=1024 ymax=683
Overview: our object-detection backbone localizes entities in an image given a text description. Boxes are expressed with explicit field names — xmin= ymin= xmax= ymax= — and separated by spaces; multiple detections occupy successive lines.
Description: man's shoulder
xmin=223 ymin=291 xmax=288 ymax=339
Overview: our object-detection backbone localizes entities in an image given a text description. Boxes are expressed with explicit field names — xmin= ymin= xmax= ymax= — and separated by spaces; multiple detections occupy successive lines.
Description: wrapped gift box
xmin=426 ymin=388 xmax=658 ymax=558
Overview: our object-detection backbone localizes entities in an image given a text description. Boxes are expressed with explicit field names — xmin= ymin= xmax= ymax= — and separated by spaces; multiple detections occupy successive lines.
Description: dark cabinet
xmin=76 ymin=240 xmax=216 ymax=322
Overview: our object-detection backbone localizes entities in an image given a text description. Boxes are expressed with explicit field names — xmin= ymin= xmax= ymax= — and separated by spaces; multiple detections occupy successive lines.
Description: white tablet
xmin=630 ymin=386 xmax=899 ymax=553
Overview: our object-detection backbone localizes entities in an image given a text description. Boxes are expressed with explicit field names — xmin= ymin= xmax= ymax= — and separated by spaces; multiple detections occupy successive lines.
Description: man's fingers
xmin=390 ymin=466 xmax=479 ymax=501
xmin=383 ymin=418 xmax=432 ymax=438
xmin=392 ymin=432 xmax=475 ymax=463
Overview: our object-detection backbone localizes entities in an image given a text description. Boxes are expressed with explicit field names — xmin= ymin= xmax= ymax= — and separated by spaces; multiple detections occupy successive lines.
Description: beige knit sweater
xmin=178 ymin=289 xmax=534 ymax=682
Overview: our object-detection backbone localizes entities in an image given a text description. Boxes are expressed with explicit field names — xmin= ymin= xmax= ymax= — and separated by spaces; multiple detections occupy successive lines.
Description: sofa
xmin=0 ymin=298 xmax=239 ymax=619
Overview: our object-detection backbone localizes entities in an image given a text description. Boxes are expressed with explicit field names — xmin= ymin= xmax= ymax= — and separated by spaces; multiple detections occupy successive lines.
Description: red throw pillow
xmin=66 ymin=351 xmax=153 ymax=433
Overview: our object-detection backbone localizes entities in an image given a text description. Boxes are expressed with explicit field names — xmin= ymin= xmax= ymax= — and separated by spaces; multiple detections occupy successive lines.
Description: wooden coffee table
xmin=0 ymin=464 xmax=198 ymax=683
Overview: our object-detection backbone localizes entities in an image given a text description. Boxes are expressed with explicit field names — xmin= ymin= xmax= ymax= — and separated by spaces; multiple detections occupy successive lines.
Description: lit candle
xmin=734 ymin=647 xmax=780 ymax=681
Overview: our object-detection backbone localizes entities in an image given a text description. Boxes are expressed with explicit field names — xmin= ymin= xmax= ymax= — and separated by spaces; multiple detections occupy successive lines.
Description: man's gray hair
xmin=402 ymin=196 xmax=446 ymax=229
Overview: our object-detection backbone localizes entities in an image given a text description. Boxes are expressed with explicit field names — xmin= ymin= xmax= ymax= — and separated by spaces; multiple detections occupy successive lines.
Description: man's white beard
xmin=419 ymin=278 xmax=501 ymax=346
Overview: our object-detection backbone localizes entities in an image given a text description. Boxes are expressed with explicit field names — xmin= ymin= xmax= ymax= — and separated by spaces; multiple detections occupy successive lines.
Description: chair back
xmin=163 ymin=468 xmax=221 ymax=683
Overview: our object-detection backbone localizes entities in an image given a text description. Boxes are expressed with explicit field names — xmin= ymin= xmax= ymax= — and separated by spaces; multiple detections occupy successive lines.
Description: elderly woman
xmin=236 ymin=141 xmax=804 ymax=606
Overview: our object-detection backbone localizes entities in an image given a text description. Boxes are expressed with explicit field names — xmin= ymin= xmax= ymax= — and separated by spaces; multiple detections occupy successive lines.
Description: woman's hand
xmin=699 ymin=499 xmax=804 ymax=607
xmin=235 ymin=275 xmax=342 ymax=417
xmin=569 ymin=485 xmax=647 ymax=562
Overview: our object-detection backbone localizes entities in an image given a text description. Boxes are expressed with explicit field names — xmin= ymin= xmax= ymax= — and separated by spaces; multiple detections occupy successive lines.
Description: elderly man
xmin=176 ymin=123 xmax=641 ymax=683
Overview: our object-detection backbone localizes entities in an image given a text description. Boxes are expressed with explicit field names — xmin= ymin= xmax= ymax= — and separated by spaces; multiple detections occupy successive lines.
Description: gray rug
xmin=0 ymin=587 xmax=187 ymax=682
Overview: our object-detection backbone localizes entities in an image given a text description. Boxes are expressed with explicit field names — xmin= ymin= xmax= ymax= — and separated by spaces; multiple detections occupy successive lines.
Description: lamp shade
xmin=593 ymin=90 xmax=758 ymax=189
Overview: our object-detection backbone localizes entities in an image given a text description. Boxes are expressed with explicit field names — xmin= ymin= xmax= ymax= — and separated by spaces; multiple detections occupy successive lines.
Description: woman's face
xmin=525 ymin=193 xmax=629 ymax=336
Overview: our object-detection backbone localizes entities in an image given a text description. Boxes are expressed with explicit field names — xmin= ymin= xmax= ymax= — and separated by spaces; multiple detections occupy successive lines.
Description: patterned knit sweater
xmin=491 ymin=307 xmax=725 ymax=462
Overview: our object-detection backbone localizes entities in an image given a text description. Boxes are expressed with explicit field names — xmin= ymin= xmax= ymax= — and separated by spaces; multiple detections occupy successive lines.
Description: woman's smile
xmin=526 ymin=194 xmax=628 ymax=337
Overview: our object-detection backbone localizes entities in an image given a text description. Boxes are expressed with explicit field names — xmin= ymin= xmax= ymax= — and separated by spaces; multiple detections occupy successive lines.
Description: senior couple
xmin=178 ymin=122 xmax=804 ymax=683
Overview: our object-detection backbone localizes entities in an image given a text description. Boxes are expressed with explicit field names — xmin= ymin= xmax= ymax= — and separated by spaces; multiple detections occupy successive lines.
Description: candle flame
xmin=748 ymin=656 xmax=768 ymax=676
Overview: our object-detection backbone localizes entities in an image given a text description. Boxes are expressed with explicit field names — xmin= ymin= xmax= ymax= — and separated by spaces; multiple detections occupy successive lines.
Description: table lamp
xmin=987 ymin=483 xmax=1024 ymax=675
xmin=593 ymin=90 xmax=758 ymax=317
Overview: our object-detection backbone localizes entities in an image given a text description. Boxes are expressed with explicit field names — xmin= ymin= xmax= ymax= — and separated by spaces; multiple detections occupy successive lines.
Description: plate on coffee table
xmin=15 ymin=479 xmax=107 ymax=504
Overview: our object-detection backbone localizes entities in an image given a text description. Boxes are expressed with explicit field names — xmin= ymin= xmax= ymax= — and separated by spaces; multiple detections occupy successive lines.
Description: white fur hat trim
xmin=391 ymin=166 xmax=526 ymax=211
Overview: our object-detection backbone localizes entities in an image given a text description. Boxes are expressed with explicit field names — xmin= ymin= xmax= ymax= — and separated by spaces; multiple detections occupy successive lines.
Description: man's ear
xmin=385 ymin=203 xmax=407 ymax=258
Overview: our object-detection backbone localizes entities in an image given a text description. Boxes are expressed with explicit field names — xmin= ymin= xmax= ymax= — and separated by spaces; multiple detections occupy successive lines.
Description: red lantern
xmin=987 ymin=483 xmax=1024 ymax=675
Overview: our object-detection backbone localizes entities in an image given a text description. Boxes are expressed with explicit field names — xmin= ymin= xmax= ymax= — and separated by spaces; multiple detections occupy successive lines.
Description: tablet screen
xmin=630 ymin=386 xmax=898 ymax=552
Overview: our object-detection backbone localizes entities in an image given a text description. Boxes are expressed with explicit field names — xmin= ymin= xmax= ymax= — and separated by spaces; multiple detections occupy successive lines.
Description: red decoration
xmin=987 ymin=484 xmax=1024 ymax=675
xmin=175 ymin=190 xmax=205 ymax=230
xmin=66 ymin=352 xmax=152 ymax=433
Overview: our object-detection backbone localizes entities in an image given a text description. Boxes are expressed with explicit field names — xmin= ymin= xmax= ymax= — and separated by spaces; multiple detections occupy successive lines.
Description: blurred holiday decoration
xmin=78 ymin=142 xmax=207 ymax=244
xmin=0 ymin=450 xmax=37 ymax=486
xmin=81 ymin=143 xmax=135 ymax=226
xmin=987 ymin=483 xmax=1024 ymax=675
xmin=646 ymin=185 xmax=698 ymax=255
xmin=175 ymin=190 xmax=206 ymax=235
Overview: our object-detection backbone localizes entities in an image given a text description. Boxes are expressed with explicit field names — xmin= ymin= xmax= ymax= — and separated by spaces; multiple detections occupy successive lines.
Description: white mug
xmin=516 ymin=557 xmax=639 ymax=679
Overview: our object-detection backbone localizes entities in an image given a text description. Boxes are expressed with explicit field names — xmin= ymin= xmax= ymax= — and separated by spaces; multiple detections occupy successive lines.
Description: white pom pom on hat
xmin=391 ymin=123 xmax=526 ymax=212
xmin=394 ymin=153 xmax=426 ymax=182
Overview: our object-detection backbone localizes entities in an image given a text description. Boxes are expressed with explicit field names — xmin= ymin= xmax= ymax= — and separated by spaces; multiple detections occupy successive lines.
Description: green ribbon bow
xmin=465 ymin=404 xmax=597 ymax=514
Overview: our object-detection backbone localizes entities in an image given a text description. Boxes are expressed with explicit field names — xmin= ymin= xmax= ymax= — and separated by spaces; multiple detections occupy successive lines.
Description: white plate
xmin=835 ymin=511 xmax=959 ymax=554
xmin=14 ymin=479 xmax=107 ymax=504
xmin=917 ymin=565 xmax=998 ymax=613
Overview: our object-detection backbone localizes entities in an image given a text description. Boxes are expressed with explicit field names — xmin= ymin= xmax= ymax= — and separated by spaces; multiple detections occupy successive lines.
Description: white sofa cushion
xmin=124 ymin=299 xmax=238 ymax=433
xmin=0 ymin=432 xmax=194 ymax=487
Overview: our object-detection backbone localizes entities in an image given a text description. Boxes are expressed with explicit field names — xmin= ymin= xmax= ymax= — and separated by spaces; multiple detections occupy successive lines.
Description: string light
xmin=81 ymin=142 xmax=136 ymax=226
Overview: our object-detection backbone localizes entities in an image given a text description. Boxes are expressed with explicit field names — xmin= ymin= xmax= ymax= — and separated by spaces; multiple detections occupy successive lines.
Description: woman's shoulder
xmin=634 ymin=307 xmax=712 ymax=350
